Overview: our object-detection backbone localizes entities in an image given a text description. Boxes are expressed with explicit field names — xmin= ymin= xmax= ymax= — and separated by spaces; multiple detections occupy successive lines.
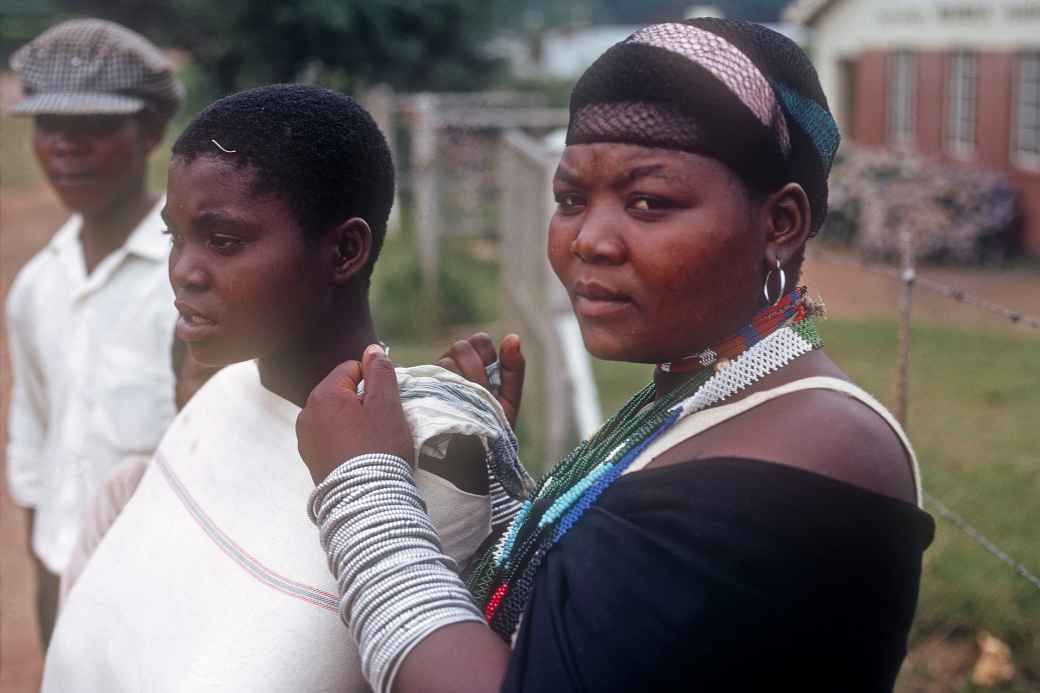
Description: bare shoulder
xmin=759 ymin=388 xmax=916 ymax=502
xmin=654 ymin=386 xmax=918 ymax=504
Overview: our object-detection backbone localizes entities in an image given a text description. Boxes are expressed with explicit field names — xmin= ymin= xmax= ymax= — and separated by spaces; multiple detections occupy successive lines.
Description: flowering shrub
xmin=825 ymin=145 xmax=1022 ymax=263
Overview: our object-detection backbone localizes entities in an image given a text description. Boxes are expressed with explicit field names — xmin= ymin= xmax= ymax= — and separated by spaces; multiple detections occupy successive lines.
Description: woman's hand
xmin=296 ymin=344 xmax=414 ymax=485
xmin=435 ymin=332 xmax=525 ymax=429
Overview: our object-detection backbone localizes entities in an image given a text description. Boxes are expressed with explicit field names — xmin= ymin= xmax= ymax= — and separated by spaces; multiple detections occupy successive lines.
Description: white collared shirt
xmin=5 ymin=198 xmax=177 ymax=572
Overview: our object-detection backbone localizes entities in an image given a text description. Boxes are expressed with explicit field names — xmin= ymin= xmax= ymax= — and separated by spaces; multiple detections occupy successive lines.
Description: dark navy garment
xmin=502 ymin=458 xmax=935 ymax=693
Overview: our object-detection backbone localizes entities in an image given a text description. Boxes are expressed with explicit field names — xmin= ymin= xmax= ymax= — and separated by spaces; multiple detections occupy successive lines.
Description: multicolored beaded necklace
xmin=468 ymin=287 xmax=824 ymax=640
xmin=659 ymin=288 xmax=814 ymax=373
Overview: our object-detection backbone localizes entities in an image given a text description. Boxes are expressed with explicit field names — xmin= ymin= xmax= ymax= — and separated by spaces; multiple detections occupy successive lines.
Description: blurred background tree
xmin=46 ymin=0 xmax=508 ymax=97
xmin=600 ymin=0 xmax=788 ymax=22
xmin=0 ymin=0 xmax=62 ymax=63
xmin=5 ymin=0 xmax=794 ymax=99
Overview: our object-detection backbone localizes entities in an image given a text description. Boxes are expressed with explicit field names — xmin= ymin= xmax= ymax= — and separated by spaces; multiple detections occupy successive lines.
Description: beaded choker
xmin=468 ymin=288 xmax=823 ymax=640
xmin=660 ymin=287 xmax=810 ymax=373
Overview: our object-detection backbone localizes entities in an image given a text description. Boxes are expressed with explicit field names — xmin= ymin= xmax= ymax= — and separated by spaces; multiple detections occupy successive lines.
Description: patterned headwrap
xmin=566 ymin=18 xmax=840 ymax=234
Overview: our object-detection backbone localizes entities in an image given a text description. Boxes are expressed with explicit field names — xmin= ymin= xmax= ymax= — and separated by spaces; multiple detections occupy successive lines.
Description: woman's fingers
xmin=432 ymin=332 xmax=524 ymax=428
xmin=297 ymin=360 xmax=364 ymax=483
xmin=467 ymin=333 xmax=497 ymax=366
xmin=360 ymin=344 xmax=400 ymax=410
xmin=434 ymin=355 xmax=462 ymax=375
xmin=441 ymin=339 xmax=491 ymax=390
xmin=338 ymin=359 xmax=364 ymax=394
xmin=497 ymin=334 xmax=525 ymax=428
xmin=297 ymin=345 xmax=414 ymax=484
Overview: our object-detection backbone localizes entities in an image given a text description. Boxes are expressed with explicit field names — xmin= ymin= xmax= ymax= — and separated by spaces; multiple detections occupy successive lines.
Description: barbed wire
xmin=810 ymin=248 xmax=1040 ymax=330
xmin=810 ymin=247 xmax=1040 ymax=591
xmin=923 ymin=491 xmax=1040 ymax=592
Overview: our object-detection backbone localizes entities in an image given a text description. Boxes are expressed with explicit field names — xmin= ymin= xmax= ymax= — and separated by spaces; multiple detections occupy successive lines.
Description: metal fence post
xmin=410 ymin=94 xmax=440 ymax=332
xmin=362 ymin=85 xmax=400 ymax=234
xmin=808 ymin=243 xmax=1040 ymax=593
xmin=497 ymin=131 xmax=603 ymax=471
xmin=895 ymin=229 xmax=915 ymax=426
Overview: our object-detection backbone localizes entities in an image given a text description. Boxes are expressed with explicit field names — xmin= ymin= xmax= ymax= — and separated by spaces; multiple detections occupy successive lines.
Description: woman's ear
xmin=762 ymin=182 xmax=812 ymax=268
xmin=329 ymin=217 xmax=373 ymax=286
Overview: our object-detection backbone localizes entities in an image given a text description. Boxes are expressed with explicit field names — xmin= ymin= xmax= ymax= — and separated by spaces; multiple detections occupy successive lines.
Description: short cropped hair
xmin=172 ymin=84 xmax=395 ymax=280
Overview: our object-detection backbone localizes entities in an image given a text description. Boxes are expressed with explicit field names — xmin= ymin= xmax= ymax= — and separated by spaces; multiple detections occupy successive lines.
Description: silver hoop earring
xmin=763 ymin=259 xmax=786 ymax=305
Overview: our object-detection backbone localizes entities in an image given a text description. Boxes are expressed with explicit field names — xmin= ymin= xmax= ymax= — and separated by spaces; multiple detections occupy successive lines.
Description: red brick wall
xmin=968 ymin=52 xmax=1040 ymax=254
xmin=853 ymin=50 xmax=887 ymax=146
xmin=847 ymin=49 xmax=1040 ymax=254
xmin=1012 ymin=171 xmax=1040 ymax=254
xmin=975 ymin=52 xmax=1014 ymax=170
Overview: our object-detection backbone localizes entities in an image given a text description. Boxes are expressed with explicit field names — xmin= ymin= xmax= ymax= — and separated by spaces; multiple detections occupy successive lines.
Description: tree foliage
xmin=492 ymin=0 xmax=791 ymax=27
xmin=54 ymin=0 xmax=505 ymax=95
xmin=48 ymin=0 xmax=790 ymax=98
xmin=599 ymin=0 xmax=790 ymax=23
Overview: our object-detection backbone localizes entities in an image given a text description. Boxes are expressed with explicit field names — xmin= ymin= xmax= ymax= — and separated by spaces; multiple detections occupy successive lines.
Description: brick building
xmin=786 ymin=0 xmax=1040 ymax=254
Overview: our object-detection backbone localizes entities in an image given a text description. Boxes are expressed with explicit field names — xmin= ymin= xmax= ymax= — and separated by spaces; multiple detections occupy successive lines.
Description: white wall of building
xmin=808 ymin=0 xmax=1040 ymax=130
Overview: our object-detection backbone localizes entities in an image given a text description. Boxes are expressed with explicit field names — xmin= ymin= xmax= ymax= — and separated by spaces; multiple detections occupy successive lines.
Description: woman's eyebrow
xmin=618 ymin=164 xmax=684 ymax=186
xmin=158 ymin=207 xmax=254 ymax=232
xmin=554 ymin=162 xmax=686 ymax=187
xmin=193 ymin=210 xmax=256 ymax=232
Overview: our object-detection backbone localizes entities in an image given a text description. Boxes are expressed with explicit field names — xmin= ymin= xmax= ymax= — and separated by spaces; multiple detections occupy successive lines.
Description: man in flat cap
xmin=5 ymin=18 xmax=183 ymax=645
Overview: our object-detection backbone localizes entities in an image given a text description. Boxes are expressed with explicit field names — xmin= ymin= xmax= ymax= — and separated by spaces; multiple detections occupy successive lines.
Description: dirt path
xmin=803 ymin=246 xmax=1040 ymax=331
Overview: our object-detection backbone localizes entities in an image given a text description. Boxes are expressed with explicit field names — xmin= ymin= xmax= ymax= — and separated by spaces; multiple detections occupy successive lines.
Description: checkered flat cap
xmin=10 ymin=18 xmax=183 ymax=118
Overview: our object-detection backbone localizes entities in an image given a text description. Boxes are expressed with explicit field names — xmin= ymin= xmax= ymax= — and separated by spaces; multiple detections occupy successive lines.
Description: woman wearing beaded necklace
xmin=297 ymin=18 xmax=934 ymax=693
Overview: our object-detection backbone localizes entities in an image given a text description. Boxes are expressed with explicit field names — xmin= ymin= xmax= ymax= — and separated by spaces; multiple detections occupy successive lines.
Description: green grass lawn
xmin=1 ymin=114 xmax=40 ymax=188
xmin=392 ymin=317 xmax=1039 ymax=688
xmin=829 ymin=319 xmax=1040 ymax=691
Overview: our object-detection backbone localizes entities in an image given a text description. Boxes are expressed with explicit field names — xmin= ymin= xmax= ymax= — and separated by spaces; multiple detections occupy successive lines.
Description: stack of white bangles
xmin=309 ymin=453 xmax=484 ymax=693
xmin=309 ymin=365 xmax=531 ymax=693
xmin=363 ymin=365 xmax=533 ymax=524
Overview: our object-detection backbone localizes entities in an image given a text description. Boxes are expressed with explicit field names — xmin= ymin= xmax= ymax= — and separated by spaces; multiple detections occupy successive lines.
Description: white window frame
xmin=946 ymin=51 xmax=977 ymax=157
xmin=1013 ymin=52 xmax=1040 ymax=170
xmin=888 ymin=51 xmax=916 ymax=146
